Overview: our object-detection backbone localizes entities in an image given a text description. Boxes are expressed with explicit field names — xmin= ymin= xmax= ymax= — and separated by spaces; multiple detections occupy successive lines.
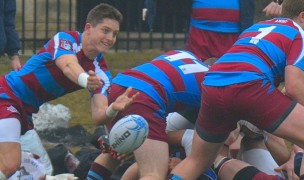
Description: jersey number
xmin=249 ymin=26 xmax=276 ymax=44
xmin=165 ymin=51 xmax=209 ymax=74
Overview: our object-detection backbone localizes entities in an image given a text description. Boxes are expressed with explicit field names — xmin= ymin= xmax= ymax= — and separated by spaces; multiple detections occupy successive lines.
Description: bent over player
xmin=86 ymin=50 xmax=209 ymax=180
xmin=170 ymin=0 xmax=304 ymax=179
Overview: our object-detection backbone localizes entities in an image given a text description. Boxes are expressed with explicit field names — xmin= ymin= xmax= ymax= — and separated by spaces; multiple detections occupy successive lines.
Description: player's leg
xmin=166 ymin=112 xmax=194 ymax=132
xmin=170 ymin=130 xmax=224 ymax=180
xmin=0 ymin=118 xmax=22 ymax=178
xmin=215 ymin=156 xmax=283 ymax=180
xmin=134 ymin=138 xmax=169 ymax=180
xmin=121 ymin=162 xmax=139 ymax=180
xmin=238 ymin=136 xmax=285 ymax=178
xmin=272 ymin=103 xmax=304 ymax=149
xmin=86 ymin=153 xmax=121 ymax=180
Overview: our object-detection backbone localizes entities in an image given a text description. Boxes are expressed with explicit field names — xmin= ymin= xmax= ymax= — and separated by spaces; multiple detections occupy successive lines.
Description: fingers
xmin=123 ymin=87 xmax=140 ymax=99
xmin=263 ymin=2 xmax=282 ymax=17
xmin=117 ymin=153 xmax=134 ymax=162
xmin=123 ymin=87 xmax=133 ymax=95
xmin=87 ymin=71 xmax=103 ymax=91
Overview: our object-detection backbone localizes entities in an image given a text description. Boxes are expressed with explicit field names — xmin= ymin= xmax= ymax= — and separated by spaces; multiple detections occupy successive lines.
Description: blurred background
xmin=16 ymin=0 xmax=273 ymax=55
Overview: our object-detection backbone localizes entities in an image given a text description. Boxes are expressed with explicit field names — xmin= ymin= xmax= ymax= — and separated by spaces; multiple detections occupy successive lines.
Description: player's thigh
xmin=134 ymin=138 xmax=169 ymax=179
xmin=121 ymin=163 xmax=139 ymax=180
xmin=273 ymin=103 xmax=304 ymax=147
xmin=239 ymin=149 xmax=284 ymax=177
xmin=0 ymin=118 xmax=22 ymax=171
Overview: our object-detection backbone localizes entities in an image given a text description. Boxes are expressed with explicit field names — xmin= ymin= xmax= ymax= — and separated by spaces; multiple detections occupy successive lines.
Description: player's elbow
xmin=284 ymin=82 xmax=301 ymax=99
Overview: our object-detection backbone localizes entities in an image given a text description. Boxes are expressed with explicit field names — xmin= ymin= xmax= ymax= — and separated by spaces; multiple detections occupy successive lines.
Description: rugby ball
xmin=109 ymin=114 xmax=149 ymax=154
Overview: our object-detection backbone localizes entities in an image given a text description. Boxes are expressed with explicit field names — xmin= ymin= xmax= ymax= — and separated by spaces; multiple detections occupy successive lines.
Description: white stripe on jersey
xmin=53 ymin=33 xmax=60 ymax=60
xmin=93 ymin=59 xmax=110 ymax=94
xmin=293 ymin=21 xmax=304 ymax=65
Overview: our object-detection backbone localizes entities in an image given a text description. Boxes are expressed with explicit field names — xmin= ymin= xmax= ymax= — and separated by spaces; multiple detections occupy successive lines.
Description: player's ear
xmin=84 ymin=23 xmax=92 ymax=32
xmin=301 ymin=11 xmax=304 ymax=22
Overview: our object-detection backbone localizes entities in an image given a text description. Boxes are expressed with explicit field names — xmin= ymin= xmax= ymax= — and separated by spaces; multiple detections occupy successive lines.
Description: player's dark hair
xmin=282 ymin=0 xmax=304 ymax=19
xmin=86 ymin=3 xmax=123 ymax=27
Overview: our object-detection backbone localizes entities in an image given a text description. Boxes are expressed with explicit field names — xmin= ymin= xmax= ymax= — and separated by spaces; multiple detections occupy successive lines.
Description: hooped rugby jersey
xmin=0 ymin=31 xmax=112 ymax=113
xmin=112 ymin=50 xmax=208 ymax=113
xmin=191 ymin=0 xmax=240 ymax=33
xmin=204 ymin=18 xmax=304 ymax=92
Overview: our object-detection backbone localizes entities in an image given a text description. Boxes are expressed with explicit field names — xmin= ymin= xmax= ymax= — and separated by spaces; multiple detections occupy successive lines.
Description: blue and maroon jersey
xmin=204 ymin=18 xmax=304 ymax=91
xmin=0 ymin=31 xmax=112 ymax=113
xmin=112 ymin=50 xmax=208 ymax=113
xmin=190 ymin=0 xmax=240 ymax=33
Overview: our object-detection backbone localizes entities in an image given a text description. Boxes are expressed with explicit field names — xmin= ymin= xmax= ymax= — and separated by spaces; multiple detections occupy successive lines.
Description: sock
xmin=86 ymin=162 xmax=112 ymax=180
xmin=0 ymin=171 xmax=7 ymax=180
xmin=168 ymin=174 xmax=184 ymax=180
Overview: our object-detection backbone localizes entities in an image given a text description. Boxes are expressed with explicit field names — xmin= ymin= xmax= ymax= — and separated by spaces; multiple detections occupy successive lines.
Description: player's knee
xmin=0 ymin=155 xmax=21 ymax=178
xmin=0 ymin=171 xmax=8 ymax=180
xmin=1 ymin=163 xmax=20 ymax=178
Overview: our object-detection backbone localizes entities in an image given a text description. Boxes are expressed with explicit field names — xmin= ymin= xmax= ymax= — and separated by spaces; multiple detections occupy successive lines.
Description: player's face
xmin=88 ymin=18 xmax=119 ymax=54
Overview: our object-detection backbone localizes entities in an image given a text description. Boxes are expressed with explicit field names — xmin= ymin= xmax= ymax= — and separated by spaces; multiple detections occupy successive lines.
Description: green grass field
xmin=0 ymin=49 xmax=164 ymax=133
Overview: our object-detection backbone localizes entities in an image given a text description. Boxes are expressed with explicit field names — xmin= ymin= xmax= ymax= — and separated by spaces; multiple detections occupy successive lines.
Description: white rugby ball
xmin=109 ymin=114 xmax=149 ymax=154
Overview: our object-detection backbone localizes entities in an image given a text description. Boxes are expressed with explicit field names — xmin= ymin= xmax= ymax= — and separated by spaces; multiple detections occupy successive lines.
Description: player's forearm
xmin=91 ymin=94 xmax=111 ymax=125
xmin=56 ymin=55 xmax=88 ymax=87
xmin=91 ymin=93 xmax=121 ymax=126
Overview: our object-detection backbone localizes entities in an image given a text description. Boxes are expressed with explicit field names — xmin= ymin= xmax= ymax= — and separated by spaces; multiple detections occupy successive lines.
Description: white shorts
xmin=0 ymin=118 xmax=21 ymax=143
xmin=166 ymin=112 xmax=194 ymax=132
xmin=181 ymin=129 xmax=194 ymax=156
xmin=238 ymin=148 xmax=285 ymax=178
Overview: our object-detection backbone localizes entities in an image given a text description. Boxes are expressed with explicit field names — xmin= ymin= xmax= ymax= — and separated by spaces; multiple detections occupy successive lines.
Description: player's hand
xmin=275 ymin=152 xmax=298 ymax=180
xmin=263 ymin=2 xmax=282 ymax=17
xmin=98 ymin=135 xmax=119 ymax=159
xmin=112 ymin=87 xmax=139 ymax=111
xmin=225 ymin=126 xmax=240 ymax=146
xmin=10 ymin=55 xmax=22 ymax=70
xmin=168 ymin=157 xmax=182 ymax=171
xmin=117 ymin=152 xmax=135 ymax=163
xmin=87 ymin=70 xmax=103 ymax=91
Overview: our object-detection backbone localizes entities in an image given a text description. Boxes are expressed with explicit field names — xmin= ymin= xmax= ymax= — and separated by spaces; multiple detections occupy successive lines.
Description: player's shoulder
xmin=53 ymin=31 xmax=81 ymax=43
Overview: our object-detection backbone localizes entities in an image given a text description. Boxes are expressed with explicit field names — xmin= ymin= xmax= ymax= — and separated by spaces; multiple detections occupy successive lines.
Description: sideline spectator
xmin=143 ymin=0 xmax=157 ymax=32
xmin=185 ymin=0 xmax=282 ymax=62
xmin=0 ymin=0 xmax=21 ymax=70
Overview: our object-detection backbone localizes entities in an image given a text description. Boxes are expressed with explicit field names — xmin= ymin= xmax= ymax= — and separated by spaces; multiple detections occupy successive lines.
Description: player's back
xmin=204 ymin=18 xmax=304 ymax=88
xmin=112 ymin=50 xmax=208 ymax=112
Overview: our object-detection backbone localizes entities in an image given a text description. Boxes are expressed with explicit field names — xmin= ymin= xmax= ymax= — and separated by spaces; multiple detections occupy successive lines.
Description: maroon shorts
xmin=185 ymin=27 xmax=239 ymax=61
xmin=107 ymin=84 xmax=168 ymax=142
xmin=196 ymin=80 xmax=296 ymax=143
xmin=0 ymin=84 xmax=33 ymax=134
xmin=253 ymin=172 xmax=283 ymax=180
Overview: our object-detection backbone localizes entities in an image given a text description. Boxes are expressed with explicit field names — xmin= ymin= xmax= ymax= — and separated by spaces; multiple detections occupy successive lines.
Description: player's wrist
xmin=106 ymin=103 xmax=119 ymax=119
xmin=8 ymin=51 xmax=21 ymax=60
xmin=77 ymin=72 xmax=89 ymax=88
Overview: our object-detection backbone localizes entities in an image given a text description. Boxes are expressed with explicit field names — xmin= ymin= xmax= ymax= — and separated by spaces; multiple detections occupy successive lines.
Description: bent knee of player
xmin=0 ymin=143 xmax=21 ymax=177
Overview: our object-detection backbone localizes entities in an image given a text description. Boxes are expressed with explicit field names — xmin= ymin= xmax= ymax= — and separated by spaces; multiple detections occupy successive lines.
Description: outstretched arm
xmin=91 ymin=87 xmax=139 ymax=125
xmin=55 ymin=54 xmax=103 ymax=90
